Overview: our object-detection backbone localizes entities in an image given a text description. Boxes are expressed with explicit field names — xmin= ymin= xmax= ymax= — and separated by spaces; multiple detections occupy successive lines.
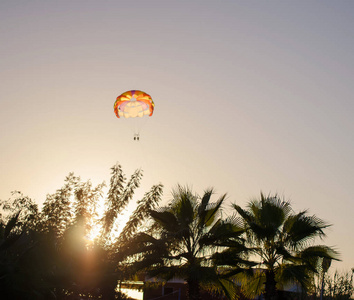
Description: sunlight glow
xmin=85 ymin=223 xmax=103 ymax=242
xmin=84 ymin=193 xmax=136 ymax=243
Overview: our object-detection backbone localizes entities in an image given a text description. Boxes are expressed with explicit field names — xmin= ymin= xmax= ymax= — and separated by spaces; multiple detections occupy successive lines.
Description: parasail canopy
xmin=114 ymin=90 xmax=154 ymax=119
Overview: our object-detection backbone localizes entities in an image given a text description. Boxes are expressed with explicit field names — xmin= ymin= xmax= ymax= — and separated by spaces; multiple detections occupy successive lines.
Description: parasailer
xmin=114 ymin=90 xmax=154 ymax=140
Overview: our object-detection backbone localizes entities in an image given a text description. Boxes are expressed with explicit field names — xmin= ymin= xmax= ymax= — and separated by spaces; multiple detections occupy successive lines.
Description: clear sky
xmin=1 ymin=1 xmax=353 ymax=271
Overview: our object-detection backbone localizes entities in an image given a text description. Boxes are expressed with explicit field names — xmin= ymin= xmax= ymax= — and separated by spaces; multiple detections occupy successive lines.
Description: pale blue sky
xmin=1 ymin=1 xmax=353 ymax=270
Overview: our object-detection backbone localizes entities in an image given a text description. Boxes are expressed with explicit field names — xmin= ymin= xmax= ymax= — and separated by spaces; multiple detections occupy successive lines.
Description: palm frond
xmin=149 ymin=210 xmax=179 ymax=232
xmin=299 ymin=245 xmax=340 ymax=265
xmin=198 ymin=188 xmax=213 ymax=222
xmin=283 ymin=212 xmax=330 ymax=249
xmin=212 ymin=249 xmax=255 ymax=269
xmin=202 ymin=193 xmax=226 ymax=227
xmin=232 ymin=204 xmax=254 ymax=226
xmin=236 ymin=269 xmax=265 ymax=299
xmin=214 ymin=278 xmax=239 ymax=300
xmin=276 ymin=264 xmax=312 ymax=292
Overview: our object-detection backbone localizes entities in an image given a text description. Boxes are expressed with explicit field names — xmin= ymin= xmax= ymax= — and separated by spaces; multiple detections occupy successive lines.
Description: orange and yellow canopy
xmin=114 ymin=90 xmax=154 ymax=119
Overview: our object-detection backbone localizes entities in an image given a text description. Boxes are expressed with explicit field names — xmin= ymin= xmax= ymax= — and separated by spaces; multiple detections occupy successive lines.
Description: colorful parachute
xmin=114 ymin=90 xmax=154 ymax=119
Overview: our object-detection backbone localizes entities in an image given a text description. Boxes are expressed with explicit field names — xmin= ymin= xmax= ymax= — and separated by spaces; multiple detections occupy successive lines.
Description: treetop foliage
xmin=0 ymin=168 xmax=346 ymax=300
xmin=0 ymin=162 xmax=163 ymax=299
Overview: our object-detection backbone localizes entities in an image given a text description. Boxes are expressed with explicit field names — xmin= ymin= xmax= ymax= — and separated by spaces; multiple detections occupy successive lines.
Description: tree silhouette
xmin=0 ymin=163 xmax=163 ymax=299
xmin=232 ymin=193 xmax=339 ymax=300
xmin=120 ymin=186 xmax=242 ymax=300
xmin=0 ymin=171 xmax=341 ymax=300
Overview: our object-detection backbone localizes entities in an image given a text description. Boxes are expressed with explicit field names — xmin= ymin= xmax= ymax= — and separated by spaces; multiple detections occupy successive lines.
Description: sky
xmin=1 ymin=1 xmax=353 ymax=271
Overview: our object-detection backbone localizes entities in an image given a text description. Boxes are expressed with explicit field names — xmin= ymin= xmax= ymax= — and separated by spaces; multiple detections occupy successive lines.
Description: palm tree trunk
xmin=320 ymin=273 xmax=325 ymax=300
xmin=187 ymin=279 xmax=200 ymax=300
xmin=264 ymin=269 xmax=277 ymax=300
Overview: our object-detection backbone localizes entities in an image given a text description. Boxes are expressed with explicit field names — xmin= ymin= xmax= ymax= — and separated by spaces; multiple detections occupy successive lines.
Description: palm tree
xmin=320 ymin=257 xmax=332 ymax=300
xmin=233 ymin=193 xmax=339 ymax=300
xmin=121 ymin=185 xmax=245 ymax=300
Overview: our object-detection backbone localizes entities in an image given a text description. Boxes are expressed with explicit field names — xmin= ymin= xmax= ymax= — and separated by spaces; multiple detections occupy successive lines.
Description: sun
xmin=82 ymin=184 xmax=145 ymax=246
xmin=85 ymin=223 xmax=103 ymax=242
xmin=83 ymin=196 xmax=134 ymax=244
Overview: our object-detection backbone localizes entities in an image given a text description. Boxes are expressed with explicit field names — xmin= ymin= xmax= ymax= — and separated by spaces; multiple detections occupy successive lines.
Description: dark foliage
xmin=0 ymin=163 xmax=162 ymax=299
xmin=0 ymin=172 xmax=340 ymax=300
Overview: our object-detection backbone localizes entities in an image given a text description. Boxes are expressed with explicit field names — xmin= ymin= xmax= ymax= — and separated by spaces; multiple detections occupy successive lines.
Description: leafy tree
xmin=39 ymin=173 xmax=80 ymax=237
xmin=52 ymin=163 xmax=162 ymax=299
xmin=73 ymin=180 xmax=105 ymax=230
xmin=99 ymin=164 xmax=143 ymax=243
xmin=0 ymin=163 xmax=163 ymax=299
xmin=117 ymin=183 xmax=164 ymax=244
xmin=0 ymin=191 xmax=39 ymax=231
xmin=121 ymin=186 xmax=244 ymax=300
xmin=0 ymin=213 xmax=56 ymax=299
xmin=232 ymin=193 xmax=339 ymax=300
